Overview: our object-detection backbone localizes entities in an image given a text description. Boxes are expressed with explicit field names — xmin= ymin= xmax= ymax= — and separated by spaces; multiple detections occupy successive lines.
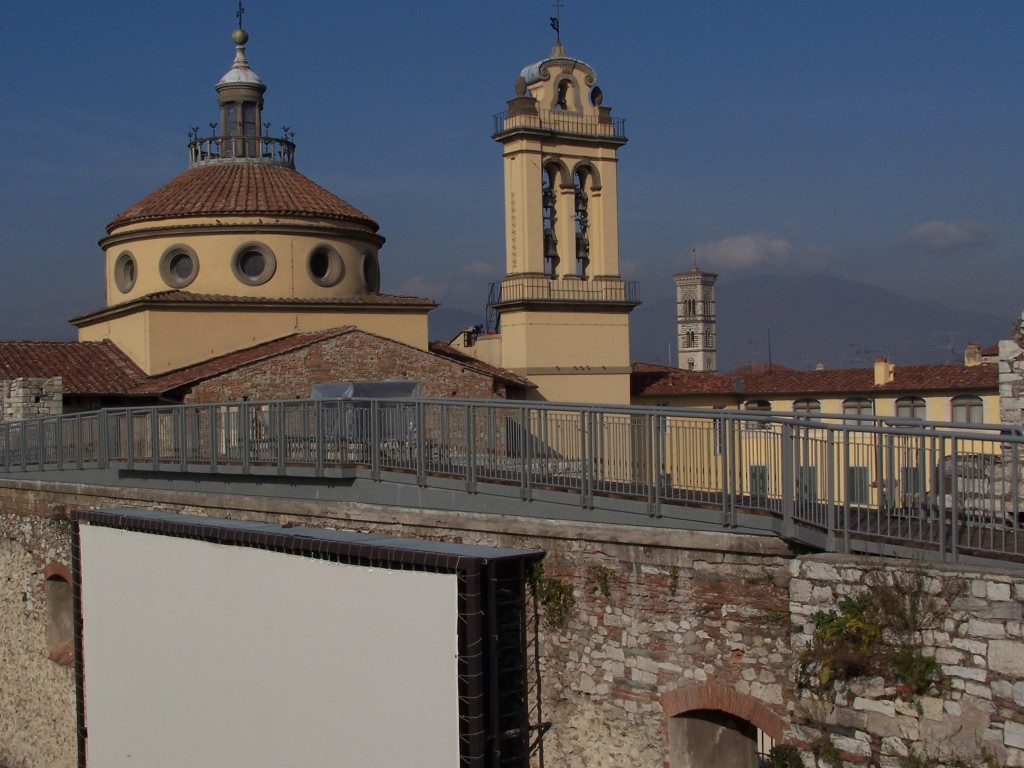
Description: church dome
xmin=106 ymin=162 xmax=378 ymax=233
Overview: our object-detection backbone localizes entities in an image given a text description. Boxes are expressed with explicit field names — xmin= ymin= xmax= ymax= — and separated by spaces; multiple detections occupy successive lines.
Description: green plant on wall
xmin=529 ymin=563 xmax=576 ymax=629
xmin=799 ymin=564 xmax=958 ymax=697
xmin=587 ymin=563 xmax=613 ymax=598
xmin=768 ymin=743 xmax=805 ymax=768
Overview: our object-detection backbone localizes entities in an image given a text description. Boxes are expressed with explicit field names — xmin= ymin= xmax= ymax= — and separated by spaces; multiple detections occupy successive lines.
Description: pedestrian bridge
xmin=2 ymin=397 xmax=1022 ymax=565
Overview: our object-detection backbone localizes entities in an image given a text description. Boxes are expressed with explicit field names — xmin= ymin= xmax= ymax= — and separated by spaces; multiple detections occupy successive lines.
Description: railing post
xmin=2 ymin=422 xmax=9 ymax=473
xmin=178 ymin=407 xmax=187 ymax=472
xmin=36 ymin=419 xmax=43 ymax=471
xmin=75 ymin=414 xmax=84 ymax=470
xmin=781 ymin=421 xmax=795 ymax=539
xmin=150 ymin=408 xmax=159 ymax=471
xmin=520 ymin=406 xmax=531 ymax=501
xmin=208 ymin=405 xmax=218 ymax=472
xmin=240 ymin=403 xmax=251 ymax=473
xmin=825 ymin=431 xmax=836 ymax=553
xmin=649 ymin=412 xmax=663 ymax=518
xmin=842 ymin=430 xmax=851 ymax=554
xmin=126 ymin=410 xmax=135 ymax=470
xmin=315 ymin=400 xmax=325 ymax=477
xmin=276 ymin=403 xmax=287 ymax=475
xmin=415 ymin=400 xmax=426 ymax=486
xmin=371 ymin=400 xmax=381 ymax=481
xmin=56 ymin=417 xmax=64 ymax=472
xmin=580 ymin=410 xmax=593 ymax=508
xmin=465 ymin=403 xmax=476 ymax=493
xmin=98 ymin=411 xmax=109 ymax=470
xmin=950 ymin=439 xmax=960 ymax=563
xmin=722 ymin=415 xmax=735 ymax=527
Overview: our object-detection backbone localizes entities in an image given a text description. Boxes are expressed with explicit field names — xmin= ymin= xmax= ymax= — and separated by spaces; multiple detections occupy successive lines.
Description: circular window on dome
xmin=307 ymin=245 xmax=344 ymax=287
xmin=113 ymin=251 xmax=137 ymax=294
xmin=362 ymin=251 xmax=380 ymax=293
xmin=159 ymin=244 xmax=199 ymax=288
xmin=232 ymin=242 xmax=276 ymax=286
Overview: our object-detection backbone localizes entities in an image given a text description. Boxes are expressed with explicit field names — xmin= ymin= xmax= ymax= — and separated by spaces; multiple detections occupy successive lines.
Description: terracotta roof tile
xmin=0 ymin=341 xmax=147 ymax=396
xmin=107 ymin=163 xmax=378 ymax=232
xmin=631 ymin=362 xmax=735 ymax=396
xmin=134 ymin=327 xmax=360 ymax=395
xmin=631 ymin=361 xmax=997 ymax=398
xmin=428 ymin=342 xmax=537 ymax=390
xmin=136 ymin=329 xmax=533 ymax=396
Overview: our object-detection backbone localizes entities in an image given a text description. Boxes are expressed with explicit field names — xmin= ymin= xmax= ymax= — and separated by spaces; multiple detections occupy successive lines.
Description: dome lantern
xmin=187 ymin=26 xmax=295 ymax=168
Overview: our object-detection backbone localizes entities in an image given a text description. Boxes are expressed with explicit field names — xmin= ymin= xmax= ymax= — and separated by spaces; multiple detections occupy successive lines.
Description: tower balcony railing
xmin=493 ymin=109 xmax=626 ymax=140
xmin=188 ymin=135 xmax=296 ymax=168
xmin=488 ymin=276 xmax=640 ymax=306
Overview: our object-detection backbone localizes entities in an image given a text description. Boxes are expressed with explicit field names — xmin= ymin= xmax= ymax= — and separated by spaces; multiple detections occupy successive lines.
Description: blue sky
xmin=2 ymin=1 xmax=1021 ymax=340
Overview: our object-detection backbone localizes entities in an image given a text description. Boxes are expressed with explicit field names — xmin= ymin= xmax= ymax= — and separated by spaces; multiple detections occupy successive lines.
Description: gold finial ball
xmin=232 ymin=28 xmax=249 ymax=46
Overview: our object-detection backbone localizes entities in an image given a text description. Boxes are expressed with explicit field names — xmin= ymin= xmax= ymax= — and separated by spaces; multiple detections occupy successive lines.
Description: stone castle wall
xmin=0 ymin=378 xmax=62 ymax=424
xmin=999 ymin=312 xmax=1024 ymax=427
xmin=790 ymin=556 xmax=1024 ymax=768
xmin=0 ymin=478 xmax=1022 ymax=767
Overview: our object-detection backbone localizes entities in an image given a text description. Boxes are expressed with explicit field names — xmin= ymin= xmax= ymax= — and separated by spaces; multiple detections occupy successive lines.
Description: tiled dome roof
xmin=107 ymin=162 xmax=378 ymax=232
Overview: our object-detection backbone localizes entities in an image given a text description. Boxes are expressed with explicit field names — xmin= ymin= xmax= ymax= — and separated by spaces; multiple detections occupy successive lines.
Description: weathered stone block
xmin=990 ymin=640 xmax=1024 ymax=676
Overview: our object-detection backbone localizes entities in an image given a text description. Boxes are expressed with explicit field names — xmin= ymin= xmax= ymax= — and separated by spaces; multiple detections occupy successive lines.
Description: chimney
xmin=873 ymin=356 xmax=894 ymax=386
xmin=964 ymin=342 xmax=981 ymax=367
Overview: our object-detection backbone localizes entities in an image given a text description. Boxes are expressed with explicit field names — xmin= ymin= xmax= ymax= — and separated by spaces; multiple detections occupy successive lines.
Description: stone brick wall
xmin=790 ymin=556 xmax=1024 ymax=767
xmin=0 ymin=508 xmax=76 ymax=768
xmin=0 ymin=378 xmax=63 ymax=423
xmin=184 ymin=331 xmax=503 ymax=403
xmin=999 ymin=312 xmax=1024 ymax=427
xmin=1 ymin=477 xmax=1022 ymax=768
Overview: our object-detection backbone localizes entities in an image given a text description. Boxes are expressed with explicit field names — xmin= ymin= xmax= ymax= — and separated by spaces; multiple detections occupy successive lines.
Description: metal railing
xmin=1 ymin=398 xmax=1022 ymax=564
xmin=493 ymin=109 xmax=626 ymax=140
xmin=188 ymin=135 xmax=296 ymax=168
xmin=488 ymin=277 xmax=640 ymax=306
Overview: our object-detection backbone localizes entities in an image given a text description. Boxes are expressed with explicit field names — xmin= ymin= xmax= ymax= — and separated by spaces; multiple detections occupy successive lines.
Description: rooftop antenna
xmin=550 ymin=0 xmax=563 ymax=42
xmin=692 ymin=247 xmax=698 ymax=270
xmin=236 ymin=1 xmax=245 ymax=28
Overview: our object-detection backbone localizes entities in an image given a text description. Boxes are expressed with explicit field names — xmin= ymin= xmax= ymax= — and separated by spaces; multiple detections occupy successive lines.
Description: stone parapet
xmin=0 ymin=377 xmax=63 ymax=423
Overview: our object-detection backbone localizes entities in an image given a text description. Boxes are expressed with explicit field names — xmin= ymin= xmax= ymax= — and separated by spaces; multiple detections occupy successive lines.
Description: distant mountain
xmin=630 ymin=274 xmax=1012 ymax=372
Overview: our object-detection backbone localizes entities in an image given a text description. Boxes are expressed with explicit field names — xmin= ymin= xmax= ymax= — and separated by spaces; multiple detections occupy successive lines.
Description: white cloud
xmin=461 ymin=259 xmax=502 ymax=278
xmin=394 ymin=275 xmax=447 ymax=298
xmin=696 ymin=234 xmax=795 ymax=270
xmin=904 ymin=220 xmax=987 ymax=252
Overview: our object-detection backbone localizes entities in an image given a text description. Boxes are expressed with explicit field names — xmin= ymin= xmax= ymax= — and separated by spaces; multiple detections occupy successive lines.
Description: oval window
xmin=307 ymin=245 xmax=344 ymax=287
xmin=231 ymin=243 xmax=276 ymax=286
xmin=159 ymin=245 xmax=199 ymax=288
xmin=114 ymin=251 xmax=137 ymax=293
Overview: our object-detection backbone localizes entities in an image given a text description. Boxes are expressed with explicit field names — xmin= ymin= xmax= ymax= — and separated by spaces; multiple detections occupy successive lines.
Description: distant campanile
xmin=674 ymin=267 xmax=718 ymax=372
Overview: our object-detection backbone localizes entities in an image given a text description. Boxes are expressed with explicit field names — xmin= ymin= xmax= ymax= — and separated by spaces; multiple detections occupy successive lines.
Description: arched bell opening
xmin=542 ymin=165 xmax=560 ymax=278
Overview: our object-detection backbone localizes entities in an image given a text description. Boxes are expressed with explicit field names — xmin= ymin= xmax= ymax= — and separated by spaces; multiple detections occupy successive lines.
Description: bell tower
xmin=482 ymin=38 xmax=639 ymax=404
xmin=674 ymin=267 xmax=718 ymax=372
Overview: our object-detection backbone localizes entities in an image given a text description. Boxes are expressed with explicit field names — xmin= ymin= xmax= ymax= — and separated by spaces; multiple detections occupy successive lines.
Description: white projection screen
xmin=76 ymin=516 xmax=465 ymax=767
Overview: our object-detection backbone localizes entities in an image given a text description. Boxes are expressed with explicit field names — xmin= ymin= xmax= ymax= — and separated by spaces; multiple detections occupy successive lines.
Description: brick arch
xmin=660 ymin=682 xmax=785 ymax=740
xmin=43 ymin=561 xmax=72 ymax=583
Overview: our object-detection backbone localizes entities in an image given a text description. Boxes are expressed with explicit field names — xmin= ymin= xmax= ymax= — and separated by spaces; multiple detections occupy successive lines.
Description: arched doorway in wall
xmin=661 ymin=683 xmax=785 ymax=768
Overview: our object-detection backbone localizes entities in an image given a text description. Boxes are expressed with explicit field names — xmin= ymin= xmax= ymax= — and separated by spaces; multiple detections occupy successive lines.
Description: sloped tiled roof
xmin=631 ymin=362 xmax=735 ymax=397
xmin=106 ymin=162 xmax=378 ymax=232
xmin=135 ymin=329 xmax=533 ymax=396
xmin=429 ymin=342 xmax=536 ymax=390
xmin=631 ymin=361 xmax=997 ymax=398
xmin=134 ymin=327 xmax=359 ymax=395
xmin=0 ymin=341 xmax=147 ymax=395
